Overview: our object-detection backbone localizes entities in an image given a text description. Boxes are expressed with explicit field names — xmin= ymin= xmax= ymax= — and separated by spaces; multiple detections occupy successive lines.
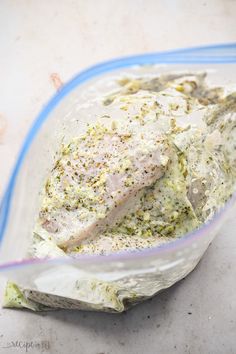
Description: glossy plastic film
xmin=0 ymin=44 xmax=235 ymax=312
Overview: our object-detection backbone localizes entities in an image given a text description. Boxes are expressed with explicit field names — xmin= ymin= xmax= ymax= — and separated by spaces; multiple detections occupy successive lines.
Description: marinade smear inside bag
xmin=4 ymin=72 xmax=236 ymax=312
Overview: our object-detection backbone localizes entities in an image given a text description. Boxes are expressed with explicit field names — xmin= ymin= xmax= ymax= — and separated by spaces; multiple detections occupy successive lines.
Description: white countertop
xmin=0 ymin=1 xmax=236 ymax=353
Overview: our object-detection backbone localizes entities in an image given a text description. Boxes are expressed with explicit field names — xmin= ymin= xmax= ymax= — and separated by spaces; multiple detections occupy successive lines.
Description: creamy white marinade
xmin=4 ymin=72 xmax=236 ymax=311
xmin=31 ymin=72 xmax=236 ymax=256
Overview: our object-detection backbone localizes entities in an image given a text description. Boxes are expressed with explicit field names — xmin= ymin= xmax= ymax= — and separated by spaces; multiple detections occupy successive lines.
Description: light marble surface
xmin=0 ymin=1 xmax=236 ymax=353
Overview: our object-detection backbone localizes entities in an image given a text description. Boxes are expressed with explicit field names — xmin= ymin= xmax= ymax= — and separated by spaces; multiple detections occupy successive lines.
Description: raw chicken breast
xmin=37 ymin=123 xmax=170 ymax=250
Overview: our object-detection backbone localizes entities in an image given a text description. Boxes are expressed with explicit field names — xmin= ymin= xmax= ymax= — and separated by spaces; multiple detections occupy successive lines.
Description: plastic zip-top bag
xmin=0 ymin=44 xmax=236 ymax=312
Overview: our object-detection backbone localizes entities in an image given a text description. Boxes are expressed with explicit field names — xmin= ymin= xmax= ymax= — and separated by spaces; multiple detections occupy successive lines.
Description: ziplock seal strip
xmin=0 ymin=43 xmax=236 ymax=267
